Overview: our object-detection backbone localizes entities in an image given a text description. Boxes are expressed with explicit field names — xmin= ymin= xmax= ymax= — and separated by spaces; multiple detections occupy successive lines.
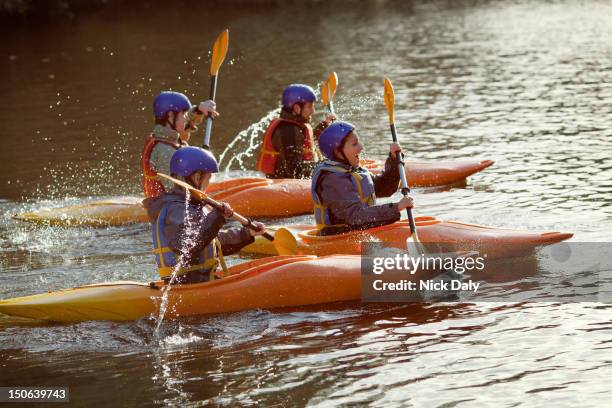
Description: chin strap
xmin=337 ymin=151 xmax=351 ymax=167
xmin=164 ymin=113 xmax=187 ymax=145
xmin=165 ymin=111 xmax=181 ymax=132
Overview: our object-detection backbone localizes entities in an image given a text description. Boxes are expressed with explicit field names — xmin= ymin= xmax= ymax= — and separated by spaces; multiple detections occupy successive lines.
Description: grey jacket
xmin=314 ymin=155 xmax=402 ymax=234
xmin=143 ymin=188 xmax=254 ymax=265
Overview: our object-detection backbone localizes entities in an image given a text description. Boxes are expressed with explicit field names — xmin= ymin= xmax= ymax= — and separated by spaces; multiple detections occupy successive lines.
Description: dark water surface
xmin=1 ymin=0 xmax=612 ymax=406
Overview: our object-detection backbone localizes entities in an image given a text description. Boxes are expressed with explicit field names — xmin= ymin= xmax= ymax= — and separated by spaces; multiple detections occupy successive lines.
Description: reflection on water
xmin=1 ymin=0 xmax=612 ymax=405
xmin=2 ymin=301 xmax=612 ymax=405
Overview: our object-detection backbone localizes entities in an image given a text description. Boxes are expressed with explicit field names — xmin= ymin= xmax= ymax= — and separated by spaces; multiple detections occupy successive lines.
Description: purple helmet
xmin=318 ymin=121 xmax=356 ymax=161
xmin=281 ymin=84 xmax=317 ymax=108
xmin=170 ymin=146 xmax=219 ymax=176
xmin=153 ymin=91 xmax=192 ymax=119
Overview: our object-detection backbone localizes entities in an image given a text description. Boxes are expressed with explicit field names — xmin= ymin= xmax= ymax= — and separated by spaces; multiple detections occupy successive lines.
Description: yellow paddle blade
xmin=273 ymin=227 xmax=298 ymax=255
xmin=321 ymin=72 xmax=338 ymax=107
xmin=321 ymin=81 xmax=330 ymax=106
xmin=383 ymin=77 xmax=395 ymax=125
xmin=328 ymin=72 xmax=338 ymax=99
xmin=210 ymin=29 xmax=229 ymax=76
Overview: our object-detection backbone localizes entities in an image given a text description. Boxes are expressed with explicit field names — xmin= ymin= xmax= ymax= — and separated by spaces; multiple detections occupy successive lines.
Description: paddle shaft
xmin=202 ymin=75 xmax=218 ymax=149
xmin=157 ymin=173 xmax=273 ymax=241
xmin=327 ymin=100 xmax=335 ymax=115
xmin=204 ymin=192 xmax=274 ymax=241
xmin=390 ymin=123 xmax=417 ymax=235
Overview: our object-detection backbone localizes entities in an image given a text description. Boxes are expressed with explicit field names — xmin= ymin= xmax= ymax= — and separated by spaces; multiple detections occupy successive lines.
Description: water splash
xmin=153 ymin=187 xmax=200 ymax=338
xmin=150 ymin=335 xmax=193 ymax=405
xmin=218 ymin=107 xmax=280 ymax=173
xmin=216 ymin=82 xmax=389 ymax=175
xmin=20 ymin=130 xmax=141 ymax=203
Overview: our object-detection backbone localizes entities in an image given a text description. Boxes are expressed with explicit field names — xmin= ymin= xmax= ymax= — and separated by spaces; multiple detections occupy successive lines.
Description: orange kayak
xmin=363 ymin=158 xmax=494 ymax=187
xmin=13 ymin=178 xmax=312 ymax=227
xmin=14 ymin=159 xmax=493 ymax=227
xmin=243 ymin=216 xmax=573 ymax=259
xmin=0 ymin=255 xmax=438 ymax=323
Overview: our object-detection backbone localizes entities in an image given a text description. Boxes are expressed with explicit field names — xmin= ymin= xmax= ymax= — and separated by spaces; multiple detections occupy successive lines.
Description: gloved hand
xmin=324 ymin=113 xmax=337 ymax=125
xmin=389 ymin=142 xmax=402 ymax=156
xmin=220 ymin=202 xmax=234 ymax=219
xmin=197 ymin=100 xmax=219 ymax=118
xmin=248 ymin=221 xmax=267 ymax=237
xmin=397 ymin=196 xmax=414 ymax=211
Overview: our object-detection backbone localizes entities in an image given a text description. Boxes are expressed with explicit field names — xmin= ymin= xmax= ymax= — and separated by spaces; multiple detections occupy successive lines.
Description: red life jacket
xmin=256 ymin=118 xmax=316 ymax=176
xmin=141 ymin=135 xmax=180 ymax=198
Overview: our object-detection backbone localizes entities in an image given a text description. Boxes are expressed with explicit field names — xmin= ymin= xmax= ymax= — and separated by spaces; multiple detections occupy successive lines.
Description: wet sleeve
xmin=300 ymin=161 xmax=318 ymax=178
xmin=218 ymin=226 xmax=255 ymax=255
xmin=313 ymin=120 xmax=329 ymax=140
xmin=372 ymin=154 xmax=401 ymax=198
xmin=320 ymin=172 xmax=400 ymax=228
xmin=165 ymin=204 xmax=226 ymax=262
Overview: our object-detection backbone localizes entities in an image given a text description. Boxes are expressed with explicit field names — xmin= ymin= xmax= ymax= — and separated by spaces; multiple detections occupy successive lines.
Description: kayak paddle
xmin=317 ymin=72 xmax=339 ymax=159
xmin=157 ymin=173 xmax=278 ymax=243
xmin=383 ymin=77 xmax=420 ymax=244
xmin=202 ymin=29 xmax=229 ymax=149
xmin=321 ymin=72 xmax=338 ymax=114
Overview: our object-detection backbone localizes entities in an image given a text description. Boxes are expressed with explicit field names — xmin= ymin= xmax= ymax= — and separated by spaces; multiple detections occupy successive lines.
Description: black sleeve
xmin=313 ymin=120 xmax=329 ymax=140
xmin=372 ymin=154 xmax=401 ymax=198
xmin=299 ymin=161 xmax=317 ymax=178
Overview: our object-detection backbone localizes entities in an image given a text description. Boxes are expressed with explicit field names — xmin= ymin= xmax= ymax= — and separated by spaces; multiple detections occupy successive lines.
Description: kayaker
xmin=256 ymin=84 xmax=337 ymax=179
xmin=143 ymin=146 xmax=266 ymax=284
xmin=141 ymin=91 xmax=219 ymax=198
xmin=311 ymin=121 xmax=414 ymax=236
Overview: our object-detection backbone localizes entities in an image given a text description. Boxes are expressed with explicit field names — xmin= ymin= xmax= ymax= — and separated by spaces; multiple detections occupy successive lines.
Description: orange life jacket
xmin=141 ymin=136 xmax=180 ymax=198
xmin=256 ymin=118 xmax=316 ymax=176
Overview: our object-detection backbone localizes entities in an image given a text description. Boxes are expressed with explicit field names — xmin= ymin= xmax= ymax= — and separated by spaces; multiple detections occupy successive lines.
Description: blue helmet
xmin=170 ymin=146 xmax=219 ymax=176
xmin=318 ymin=121 xmax=356 ymax=161
xmin=153 ymin=91 xmax=192 ymax=119
xmin=282 ymin=84 xmax=317 ymax=108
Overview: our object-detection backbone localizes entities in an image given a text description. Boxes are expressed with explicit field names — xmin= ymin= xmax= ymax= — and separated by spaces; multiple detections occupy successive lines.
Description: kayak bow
xmin=243 ymin=216 xmax=573 ymax=258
